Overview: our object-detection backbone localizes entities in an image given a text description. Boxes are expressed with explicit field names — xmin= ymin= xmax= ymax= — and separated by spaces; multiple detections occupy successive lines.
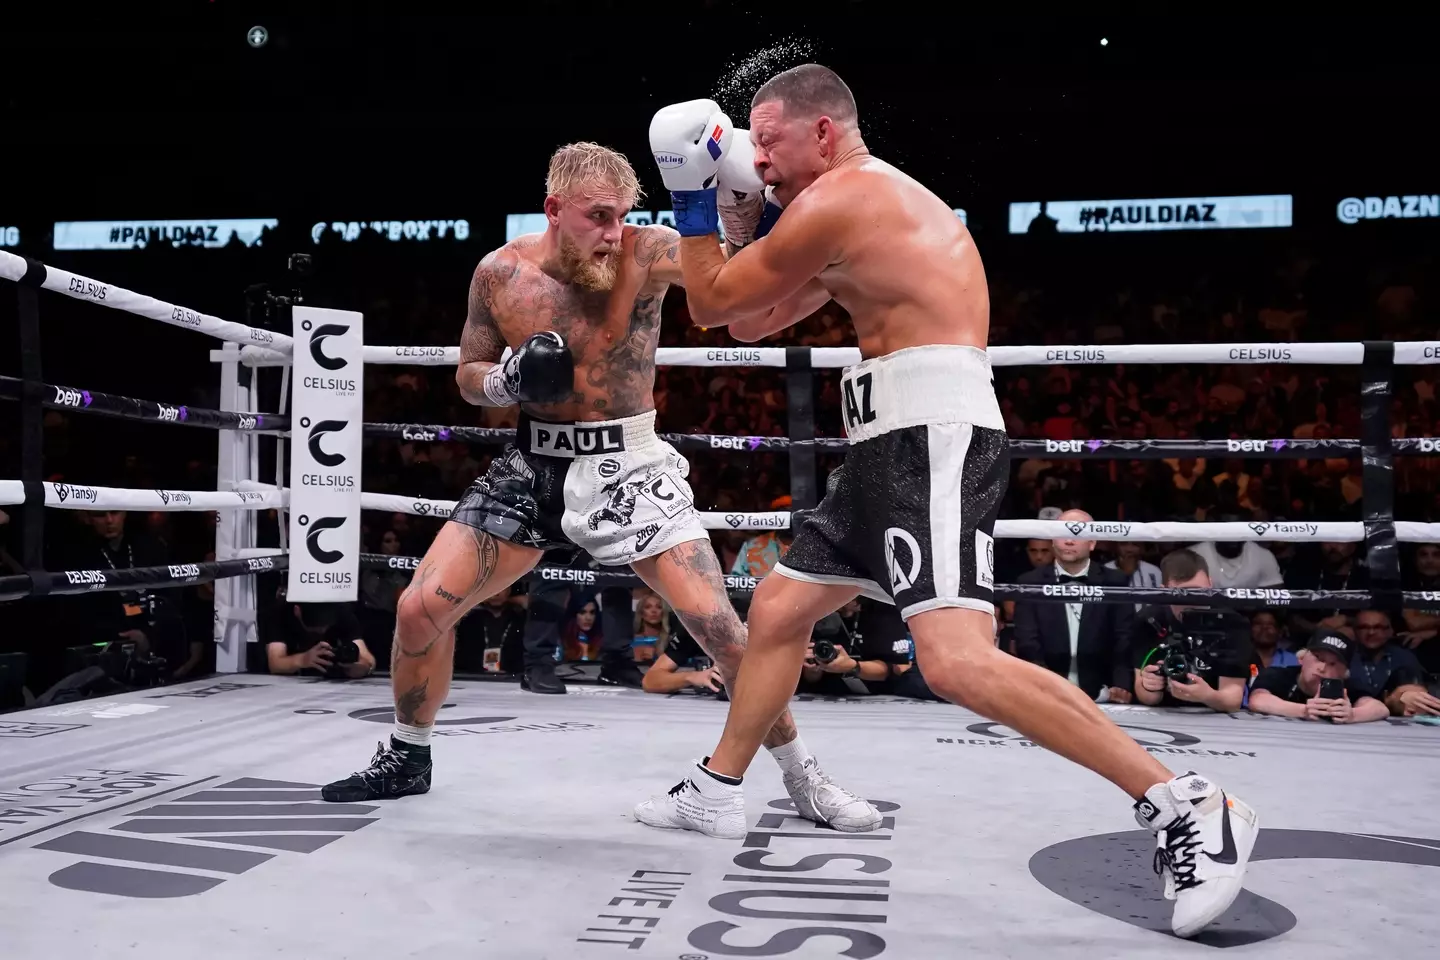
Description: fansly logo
xmin=65 ymin=570 xmax=107 ymax=587
xmin=540 ymin=568 xmax=597 ymax=584
xmin=234 ymin=491 xmax=265 ymax=504
xmin=51 ymin=483 xmax=98 ymax=504
xmin=156 ymin=490 xmax=193 ymax=506
xmin=168 ymin=564 xmax=201 ymax=580
xmin=303 ymin=319 xmax=351 ymax=371
xmin=1043 ymin=582 xmax=1105 ymax=598
xmin=1045 ymin=440 xmax=1084 ymax=453
xmin=401 ymin=427 xmax=437 ymax=441
xmin=245 ymin=557 xmax=275 ymax=572
xmin=1224 ymin=587 xmax=1292 ymax=604
xmin=1227 ymin=439 xmax=1267 ymax=453
xmin=387 ymin=556 xmax=420 ymax=570
xmin=53 ymin=386 xmax=84 ymax=407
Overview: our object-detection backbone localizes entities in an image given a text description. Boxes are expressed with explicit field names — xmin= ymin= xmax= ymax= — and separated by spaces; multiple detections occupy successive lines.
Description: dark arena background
xmin=0 ymin=8 xmax=1437 ymax=959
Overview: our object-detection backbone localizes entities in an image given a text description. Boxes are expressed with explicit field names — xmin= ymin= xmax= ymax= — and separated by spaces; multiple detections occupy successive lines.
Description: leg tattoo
xmin=392 ymin=527 xmax=503 ymax=728
xmin=395 ymin=679 xmax=429 ymax=727
xmin=661 ymin=541 xmax=799 ymax=749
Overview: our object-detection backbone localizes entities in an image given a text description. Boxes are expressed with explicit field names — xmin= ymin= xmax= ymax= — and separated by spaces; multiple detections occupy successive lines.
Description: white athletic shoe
xmin=633 ymin=760 xmax=746 ymax=840
xmin=1135 ymin=771 xmax=1260 ymax=939
xmin=784 ymin=757 xmax=882 ymax=832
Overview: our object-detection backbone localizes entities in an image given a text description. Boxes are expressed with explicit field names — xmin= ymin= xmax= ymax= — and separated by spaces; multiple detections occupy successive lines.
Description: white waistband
xmin=521 ymin=409 xmax=658 ymax=459
xmin=840 ymin=345 xmax=1004 ymax=443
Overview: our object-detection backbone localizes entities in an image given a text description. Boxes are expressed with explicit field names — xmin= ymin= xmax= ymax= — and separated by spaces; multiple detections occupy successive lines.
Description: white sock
xmin=766 ymin=735 xmax=815 ymax=779
xmin=393 ymin=721 xmax=432 ymax=749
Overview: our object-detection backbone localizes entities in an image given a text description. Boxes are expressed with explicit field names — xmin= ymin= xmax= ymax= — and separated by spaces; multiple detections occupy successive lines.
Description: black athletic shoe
xmin=599 ymin=659 xmax=644 ymax=688
xmin=321 ymin=739 xmax=432 ymax=802
xmin=521 ymin=664 xmax=567 ymax=694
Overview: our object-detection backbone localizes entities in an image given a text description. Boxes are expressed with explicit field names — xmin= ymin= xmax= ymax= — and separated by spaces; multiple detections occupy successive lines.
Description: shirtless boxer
xmin=321 ymin=141 xmax=879 ymax=834
xmin=634 ymin=66 xmax=1259 ymax=938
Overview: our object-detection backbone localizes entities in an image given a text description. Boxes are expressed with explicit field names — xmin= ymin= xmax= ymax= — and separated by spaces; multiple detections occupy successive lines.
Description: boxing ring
xmin=1 ymin=250 xmax=1438 ymax=958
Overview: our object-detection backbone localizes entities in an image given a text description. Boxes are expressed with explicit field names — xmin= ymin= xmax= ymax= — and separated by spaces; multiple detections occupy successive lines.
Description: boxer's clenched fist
xmin=649 ymin=99 xmax=733 ymax=236
xmin=482 ymin=331 xmax=574 ymax=406
xmin=718 ymin=130 xmax=766 ymax=249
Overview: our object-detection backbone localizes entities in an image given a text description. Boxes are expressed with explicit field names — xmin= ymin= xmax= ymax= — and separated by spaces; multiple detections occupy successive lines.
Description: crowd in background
xmin=2 ymin=225 xmax=1439 ymax=712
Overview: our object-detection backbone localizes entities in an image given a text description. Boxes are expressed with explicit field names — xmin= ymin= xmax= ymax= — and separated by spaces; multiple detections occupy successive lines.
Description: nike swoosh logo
xmin=1205 ymin=795 xmax=1238 ymax=864
xmin=636 ymin=529 xmax=659 ymax=552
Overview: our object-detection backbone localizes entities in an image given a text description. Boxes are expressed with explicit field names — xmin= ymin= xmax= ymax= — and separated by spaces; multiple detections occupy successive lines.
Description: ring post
xmin=785 ymin=346 xmax=819 ymax=509
xmin=214 ymin=341 xmax=252 ymax=673
xmin=1360 ymin=340 xmax=1400 ymax=607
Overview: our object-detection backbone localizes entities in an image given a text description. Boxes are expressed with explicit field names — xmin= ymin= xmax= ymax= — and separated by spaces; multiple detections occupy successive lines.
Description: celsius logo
xmin=301 ymin=417 xmax=347 ymax=467
xmin=303 ymin=319 xmax=351 ymax=371
xmin=299 ymin=515 xmax=347 ymax=563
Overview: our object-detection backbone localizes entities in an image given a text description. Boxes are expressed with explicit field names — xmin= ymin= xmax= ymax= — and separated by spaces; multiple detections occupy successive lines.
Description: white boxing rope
xmin=0 ymin=481 xmax=286 ymax=512
xmin=0 ymin=250 xmax=293 ymax=353
xmin=990 ymin=342 xmax=1363 ymax=366
xmin=1393 ymin=342 xmax=1440 ymax=365
xmin=999 ymin=519 xmax=1364 ymax=542
xmin=228 ymin=340 xmax=1420 ymax=371
xmin=224 ymin=481 xmax=1440 ymax=541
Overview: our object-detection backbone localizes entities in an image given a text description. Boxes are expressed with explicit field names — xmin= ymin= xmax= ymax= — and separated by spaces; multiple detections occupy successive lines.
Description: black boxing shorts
xmin=449 ymin=410 xmax=708 ymax=564
xmin=774 ymin=345 xmax=1009 ymax=621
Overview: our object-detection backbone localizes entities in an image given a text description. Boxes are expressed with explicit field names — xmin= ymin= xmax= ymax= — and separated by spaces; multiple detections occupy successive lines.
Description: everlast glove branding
xmin=288 ymin=307 xmax=363 ymax=601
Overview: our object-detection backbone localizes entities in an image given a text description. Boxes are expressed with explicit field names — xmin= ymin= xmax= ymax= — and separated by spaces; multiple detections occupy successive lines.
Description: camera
xmin=811 ymin=638 xmax=839 ymax=665
xmin=330 ymin=638 xmax=360 ymax=667
xmin=1151 ymin=611 xmax=1232 ymax=681
xmin=1159 ymin=641 xmax=1195 ymax=681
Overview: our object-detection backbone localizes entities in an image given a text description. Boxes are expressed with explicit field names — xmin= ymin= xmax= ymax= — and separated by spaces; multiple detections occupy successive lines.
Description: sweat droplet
xmin=712 ymin=37 xmax=821 ymax=120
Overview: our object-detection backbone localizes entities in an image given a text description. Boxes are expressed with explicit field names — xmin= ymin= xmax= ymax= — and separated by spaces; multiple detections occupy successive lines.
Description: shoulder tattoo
xmin=461 ymin=250 xmax=517 ymax=363
xmin=633 ymin=225 xmax=680 ymax=270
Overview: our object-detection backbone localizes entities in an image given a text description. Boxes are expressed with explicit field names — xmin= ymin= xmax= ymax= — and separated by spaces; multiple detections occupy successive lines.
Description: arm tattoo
xmin=460 ymin=253 xmax=513 ymax=364
xmin=633 ymin=225 xmax=680 ymax=270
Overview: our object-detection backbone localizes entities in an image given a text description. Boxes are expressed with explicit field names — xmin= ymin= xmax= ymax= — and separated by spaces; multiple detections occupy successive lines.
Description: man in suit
xmin=1013 ymin=508 xmax=1135 ymax=702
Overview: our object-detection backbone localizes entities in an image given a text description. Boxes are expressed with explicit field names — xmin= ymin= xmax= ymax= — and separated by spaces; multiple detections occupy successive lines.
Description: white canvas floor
xmin=1 ymin=674 xmax=1437 ymax=959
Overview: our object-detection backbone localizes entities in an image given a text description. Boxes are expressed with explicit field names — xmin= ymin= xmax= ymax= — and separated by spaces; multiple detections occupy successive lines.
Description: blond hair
xmin=546 ymin=142 xmax=644 ymax=204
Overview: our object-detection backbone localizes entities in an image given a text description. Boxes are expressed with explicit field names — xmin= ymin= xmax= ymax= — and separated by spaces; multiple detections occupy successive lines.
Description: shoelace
xmin=666 ymin=778 xmax=695 ymax=799
xmin=356 ymin=742 xmax=407 ymax=780
xmin=1153 ymin=813 xmax=1203 ymax=892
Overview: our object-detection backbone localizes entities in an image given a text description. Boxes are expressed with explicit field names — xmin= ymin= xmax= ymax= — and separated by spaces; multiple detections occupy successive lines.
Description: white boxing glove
xmin=649 ymin=99 xmax=733 ymax=236
xmin=717 ymin=129 xmax=766 ymax=249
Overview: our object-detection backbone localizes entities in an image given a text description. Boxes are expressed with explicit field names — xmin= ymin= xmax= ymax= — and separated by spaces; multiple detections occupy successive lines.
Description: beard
xmin=558 ymin=231 xmax=620 ymax=292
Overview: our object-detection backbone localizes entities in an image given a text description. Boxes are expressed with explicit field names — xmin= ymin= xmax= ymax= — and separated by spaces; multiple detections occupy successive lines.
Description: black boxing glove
xmin=482 ymin=331 xmax=574 ymax=406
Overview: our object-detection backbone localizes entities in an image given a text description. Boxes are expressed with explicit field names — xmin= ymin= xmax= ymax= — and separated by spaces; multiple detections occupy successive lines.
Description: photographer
xmin=267 ymin=599 xmax=376 ymax=679
xmin=642 ymin=620 xmax=724 ymax=695
xmin=1247 ymin=630 xmax=1388 ymax=723
xmin=1131 ymin=549 xmax=1252 ymax=712
xmin=800 ymin=598 xmax=910 ymax=696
